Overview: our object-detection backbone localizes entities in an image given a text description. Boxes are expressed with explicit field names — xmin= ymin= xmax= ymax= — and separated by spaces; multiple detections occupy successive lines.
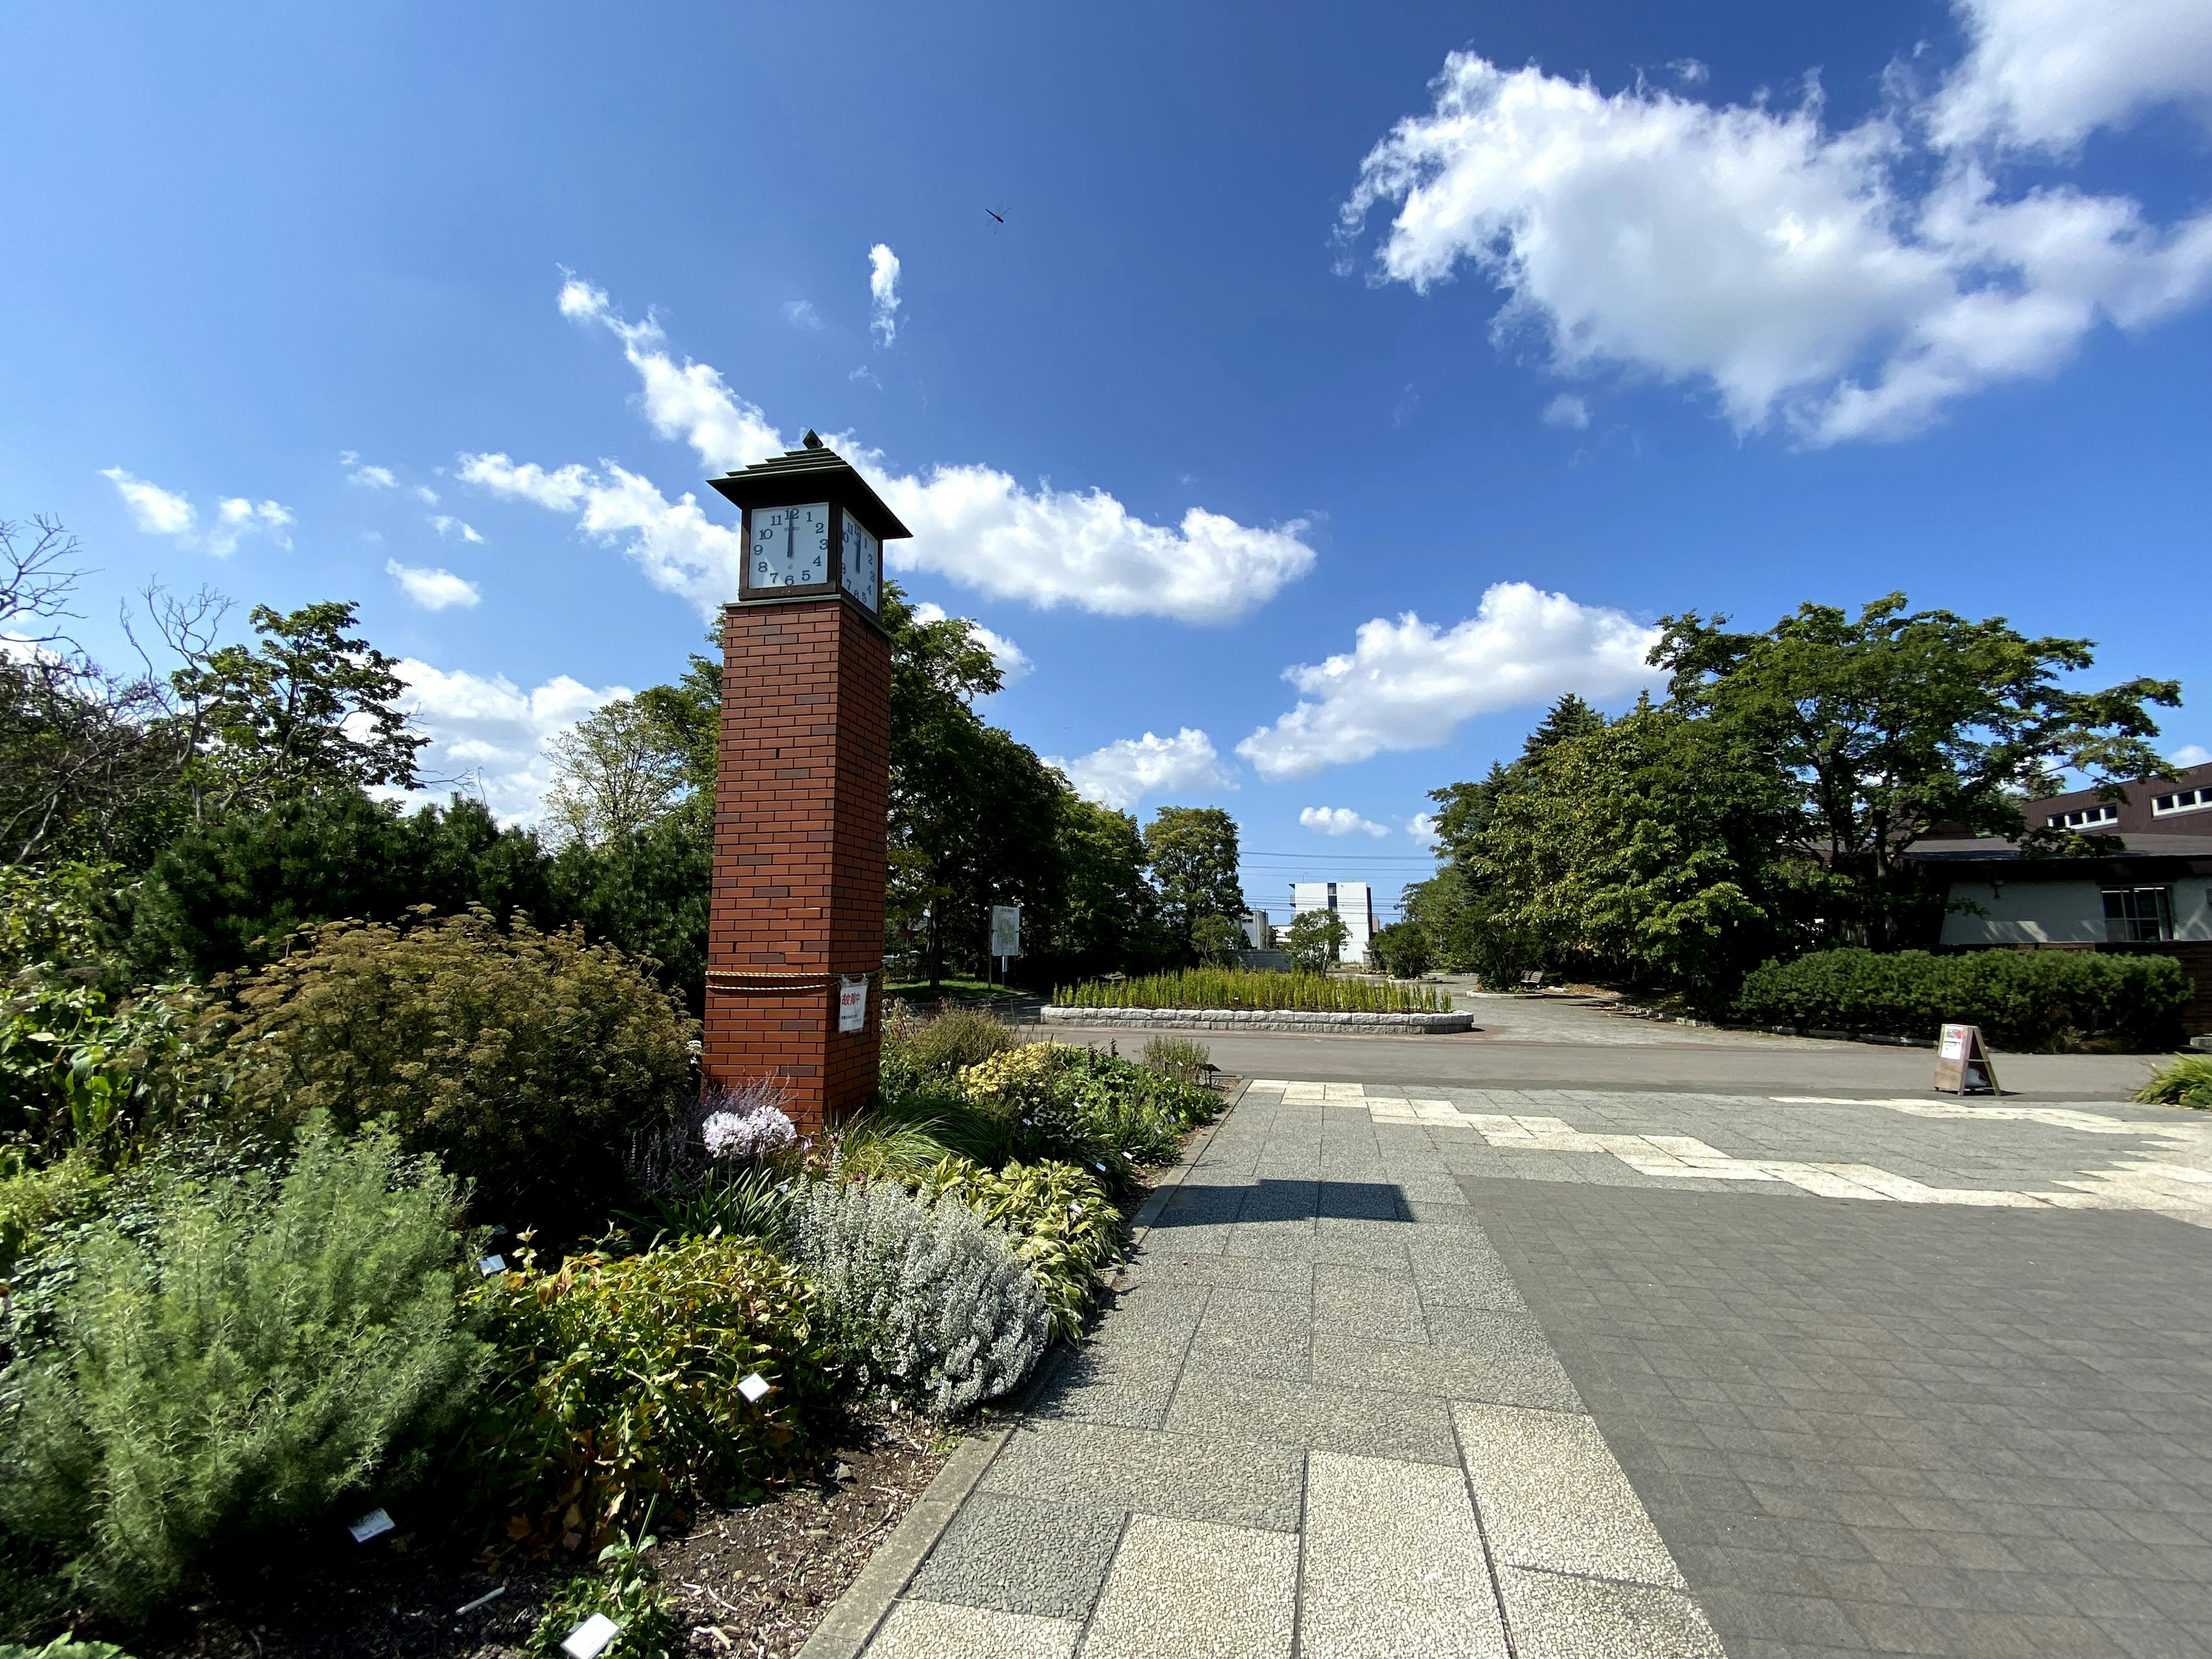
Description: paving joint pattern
xmin=850 ymin=1073 xmax=2212 ymax=1658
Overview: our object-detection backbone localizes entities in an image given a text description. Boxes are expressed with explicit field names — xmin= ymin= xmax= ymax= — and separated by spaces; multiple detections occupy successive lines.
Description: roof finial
xmin=801 ymin=429 xmax=823 ymax=450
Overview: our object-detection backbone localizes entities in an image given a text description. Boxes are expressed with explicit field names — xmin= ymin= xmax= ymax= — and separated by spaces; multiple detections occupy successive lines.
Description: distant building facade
xmin=1290 ymin=880 xmax=1378 ymax=966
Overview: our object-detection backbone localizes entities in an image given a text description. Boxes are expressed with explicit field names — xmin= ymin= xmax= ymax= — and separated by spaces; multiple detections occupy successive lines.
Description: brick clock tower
xmin=703 ymin=433 xmax=908 ymax=1136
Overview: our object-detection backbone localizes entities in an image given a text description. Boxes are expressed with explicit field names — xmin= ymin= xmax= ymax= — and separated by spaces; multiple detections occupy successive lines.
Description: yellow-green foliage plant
xmin=1053 ymin=968 xmax=1445 ymax=1013
xmin=0 ymin=1120 xmax=484 ymax=1622
xmin=464 ymin=1235 xmax=835 ymax=1553
xmin=204 ymin=907 xmax=695 ymax=1221
xmin=912 ymin=1156 xmax=1124 ymax=1342
xmin=2134 ymin=1055 xmax=2212 ymax=1107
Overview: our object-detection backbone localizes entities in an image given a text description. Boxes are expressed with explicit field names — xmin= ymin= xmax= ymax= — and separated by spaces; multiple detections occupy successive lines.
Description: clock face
xmin=840 ymin=513 xmax=880 ymax=611
xmin=749 ymin=503 xmax=830 ymax=589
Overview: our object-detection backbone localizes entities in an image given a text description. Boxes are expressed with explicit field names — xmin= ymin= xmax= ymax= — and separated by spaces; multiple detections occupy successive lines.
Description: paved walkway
xmin=855 ymin=1077 xmax=2212 ymax=1658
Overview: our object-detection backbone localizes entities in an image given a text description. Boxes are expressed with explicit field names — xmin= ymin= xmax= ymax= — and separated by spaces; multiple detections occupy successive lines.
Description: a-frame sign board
xmin=1934 ymin=1022 xmax=2001 ymax=1096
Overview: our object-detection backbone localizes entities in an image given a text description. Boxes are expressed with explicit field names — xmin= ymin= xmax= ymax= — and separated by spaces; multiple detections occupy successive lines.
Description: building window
xmin=2050 ymin=805 xmax=2119 ymax=829
xmin=2102 ymin=886 xmax=2173 ymax=942
xmin=2151 ymin=787 xmax=2211 ymax=817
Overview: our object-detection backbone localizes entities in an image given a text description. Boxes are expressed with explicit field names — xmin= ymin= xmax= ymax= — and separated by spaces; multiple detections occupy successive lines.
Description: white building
xmin=1289 ymin=881 xmax=1378 ymax=966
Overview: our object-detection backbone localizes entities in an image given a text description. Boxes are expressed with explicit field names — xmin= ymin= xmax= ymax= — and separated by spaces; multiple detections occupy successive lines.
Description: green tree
xmin=1190 ymin=912 xmax=1248 ymax=967
xmin=1366 ymin=920 xmax=1433 ymax=979
xmin=1468 ymin=701 xmax=1802 ymax=999
xmin=1651 ymin=594 xmax=2181 ymax=948
xmin=126 ymin=791 xmax=554 ymax=979
xmin=1283 ymin=908 xmax=1349 ymax=974
xmin=1141 ymin=806 xmax=1247 ymax=960
xmin=1029 ymin=794 xmax=1164 ymax=983
xmin=880 ymin=583 xmax=1073 ymax=987
xmin=168 ymin=600 xmax=426 ymax=819
xmin=542 ymin=698 xmax=691 ymax=848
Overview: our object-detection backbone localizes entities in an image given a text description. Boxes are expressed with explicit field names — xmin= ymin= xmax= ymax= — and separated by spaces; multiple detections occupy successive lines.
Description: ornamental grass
xmin=1051 ymin=967 xmax=1446 ymax=1013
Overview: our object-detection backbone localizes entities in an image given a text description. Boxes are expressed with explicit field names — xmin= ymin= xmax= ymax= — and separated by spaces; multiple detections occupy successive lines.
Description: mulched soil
xmin=100 ymin=1413 xmax=951 ymax=1659
xmin=69 ymin=1077 xmax=1233 ymax=1659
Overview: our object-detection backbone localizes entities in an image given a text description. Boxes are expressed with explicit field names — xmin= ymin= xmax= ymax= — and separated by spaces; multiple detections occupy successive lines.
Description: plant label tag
xmin=738 ymin=1372 xmax=772 ymax=1403
xmin=457 ymin=1586 xmax=506 ymax=1616
xmin=349 ymin=1508 xmax=395 ymax=1543
xmin=562 ymin=1613 xmax=622 ymax=1659
xmin=479 ymin=1255 xmax=506 ymax=1275
xmin=838 ymin=976 xmax=868 ymax=1033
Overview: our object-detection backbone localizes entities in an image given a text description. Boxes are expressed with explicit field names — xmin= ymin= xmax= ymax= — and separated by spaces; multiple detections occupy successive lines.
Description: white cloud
xmin=429 ymin=514 xmax=485 ymax=544
xmin=1238 ymin=581 xmax=1660 ymax=781
xmin=101 ymin=467 xmax=292 ymax=558
xmin=911 ymin=600 xmax=1033 ymax=684
xmin=1407 ymin=811 xmax=1442 ymax=843
xmin=1541 ymin=393 xmax=1590 ymax=430
xmin=386 ymin=559 xmax=482 ymax=611
xmin=1669 ymin=58 xmax=1710 ymax=88
xmin=2171 ymin=743 xmax=2211 ymax=768
xmin=1339 ymin=50 xmax=2212 ymax=444
xmin=340 ymin=452 xmax=397 ymax=488
xmin=1300 ymin=806 xmax=1391 ymax=839
xmin=878 ymin=468 xmax=1314 ymax=624
xmin=463 ymin=279 xmax=1314 ymax=624
xmin=1931 ymin=0 xmax=2212 ymax=150
xmin=1047 ymin=728 xmax=1234 ymax=812
xmin=559 ymin=276 xmax=787 ymax=468
xmin=869 ymin=244 xmax=902 ymax=347
xmin=415 ymin=485 xmax=441 ymax=505
xmin=782 ymin=299 xmax=825 ymax=330
xmin=101 ymin=468 xmax=196 ymax=537
xmin=393 ymin=658 xmax=628 ymax=824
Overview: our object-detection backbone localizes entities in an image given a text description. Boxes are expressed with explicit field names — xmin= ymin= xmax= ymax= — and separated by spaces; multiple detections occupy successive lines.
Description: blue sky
xmin=4 ymin=1 xmax=2209 ymax=919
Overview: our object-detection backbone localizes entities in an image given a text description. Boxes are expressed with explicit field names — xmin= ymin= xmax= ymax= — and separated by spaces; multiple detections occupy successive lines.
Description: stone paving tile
xmin=1023 ymin=1341 xmax=1183 ymax=1431
xmin=906 ymin=1493 xmax=1126 ymax=1620
xmin=1468 ymin=1177 xmax=2212 ymax=1658
xmin=1297 ymin=1450 xmax=1508 ymax=1658
xmin=1313 ymin=1262 xmax=1429 ymax=1341
xmin=1495 ymin=1567 xmax=1724 ymax=1659
xmin=1455 ymin=1400 xmax=1688 ymax=1587
xmin=865 ymin=1599 xmax=1080 ymax=1659
xmin=1183 ymin=1286 xmax=1314 ymax=1382
xmin=1162 ymin=1368 xmax=1460 ymax=1465
xmin=978 ymin=1418 xmax=1306 ymax=1532
xmin=1075 ymin=1514 xmax=1297 ymax=1659
xmin=1313 ymin=1330 xmax=1585 ymax=1411
xmin=1120 ymin=1247 xmax=1312 ymax=1296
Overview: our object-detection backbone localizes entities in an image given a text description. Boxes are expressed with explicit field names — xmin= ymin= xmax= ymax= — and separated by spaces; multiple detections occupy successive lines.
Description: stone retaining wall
xmin=1040 ymin=1005 xmax=1473 ymax=1034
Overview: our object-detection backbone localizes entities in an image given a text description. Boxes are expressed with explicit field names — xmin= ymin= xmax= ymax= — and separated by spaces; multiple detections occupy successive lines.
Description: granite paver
xmin=855 ymin=1071 xmax=2212 ymax=1658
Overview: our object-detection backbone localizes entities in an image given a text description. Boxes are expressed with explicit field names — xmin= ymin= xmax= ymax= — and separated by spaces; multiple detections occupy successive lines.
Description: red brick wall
xmin=703 ymin=598 xmax=891 ymax=1134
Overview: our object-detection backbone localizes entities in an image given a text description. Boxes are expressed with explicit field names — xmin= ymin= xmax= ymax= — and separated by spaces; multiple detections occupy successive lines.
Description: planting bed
xmin=100 ymin=1415 xmax=949 ymax=1659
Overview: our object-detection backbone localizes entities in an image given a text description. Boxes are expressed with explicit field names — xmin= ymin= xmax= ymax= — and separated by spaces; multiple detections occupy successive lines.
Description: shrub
xmin=911 ymin=1157 xmax=1124 ymax=1342
xmin=528 ymin=1531 xmax=676 ymax=1659
xmin=0 ymin=1121 xmax=483 ymax=1620
xmin=0 ymin=1640 xmax=132 ymax=1658
xmin=957 ymin=1043 xmax=1219 ymax=1175
xmin=1138 ymin=1036 xmax=1211 ymax=1085
xmin=205 ymin=908 xmax=695 ymax=1222
xmin=896 ymin=1005 xmax=1015 ymax=1077
xmin=1366 ymin=921 xmax=1434 ymax=980
xmin=2134 ymin=1056 xmax=2212 ymax=1107
xmin=0 ymin=1150 xmax=105 ymax=1275
xmin=1733 ymin=948 xmax=2189 ymax=1051
xmin=790 ymin=1179 xmax=1048 ymax=1416
xmin=1052 ymin=968 xmax=1446 ymax=1013
xmin=465 ymin=1235 xmax=834 ymax=1551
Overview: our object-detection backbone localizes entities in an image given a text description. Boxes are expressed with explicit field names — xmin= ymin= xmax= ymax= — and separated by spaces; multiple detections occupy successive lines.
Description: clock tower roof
xmin=709 ymin=439 xmax=912 ymax=543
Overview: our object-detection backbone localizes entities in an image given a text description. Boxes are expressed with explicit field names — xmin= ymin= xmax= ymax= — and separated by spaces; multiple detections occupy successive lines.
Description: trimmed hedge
xmin=1733 ymin=948 xmax=2188 ymax=1052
